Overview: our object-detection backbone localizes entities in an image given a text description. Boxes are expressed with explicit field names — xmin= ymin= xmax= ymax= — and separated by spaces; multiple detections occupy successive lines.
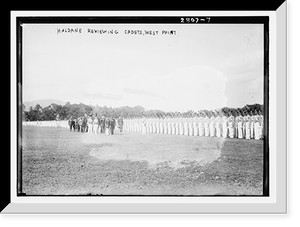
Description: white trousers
xmin=204 ymin=123 xmax=210 ymax=137
xmin=222 ymin=123 xmax=227 ymax=138
xmin=199 ymin=125 xmax=204 ymax=137
xmin=238 ymin=122 xmax=243 ymax=139
xmin=88 ymin=124 xmax=93 ymax=134
xmin=93 ymin=124 xmax=98 ymax=134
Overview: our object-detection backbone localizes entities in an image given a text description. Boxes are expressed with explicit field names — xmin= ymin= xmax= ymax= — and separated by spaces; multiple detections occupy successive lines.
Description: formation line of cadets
xmin=123 ymin=109 xmax=264 ymax=140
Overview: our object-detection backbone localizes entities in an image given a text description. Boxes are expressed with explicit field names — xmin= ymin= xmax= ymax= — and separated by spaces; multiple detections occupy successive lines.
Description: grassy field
xmin=22 ymin=126 xmax=264 ymax=195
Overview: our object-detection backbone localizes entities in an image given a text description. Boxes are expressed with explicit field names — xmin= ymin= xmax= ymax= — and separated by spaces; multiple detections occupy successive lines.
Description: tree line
xmin=23 ymin=102 xmax=263 ymax=121
xmin=23 ymin=102 xmax=164 ymax=121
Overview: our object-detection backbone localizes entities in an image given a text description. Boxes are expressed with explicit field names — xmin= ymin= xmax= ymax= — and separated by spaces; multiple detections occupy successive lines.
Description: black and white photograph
xmin=19 ymin=16 xmax=268 ymax=196
xmin=2 ymin=0 xmax=290 ymax=217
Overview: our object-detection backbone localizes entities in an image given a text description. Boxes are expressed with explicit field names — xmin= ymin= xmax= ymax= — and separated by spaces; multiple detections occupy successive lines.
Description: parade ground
xmin=22 ymin=126 xmax=264 ymax=196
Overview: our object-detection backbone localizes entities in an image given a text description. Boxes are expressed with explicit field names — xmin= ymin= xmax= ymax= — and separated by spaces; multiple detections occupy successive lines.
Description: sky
xmin=23 ymin=23 xmax=264 ymax=112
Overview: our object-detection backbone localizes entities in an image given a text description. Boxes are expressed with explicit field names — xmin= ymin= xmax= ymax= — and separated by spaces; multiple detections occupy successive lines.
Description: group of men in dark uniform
xmin=68 ymin=114 xmax=124 ymax=135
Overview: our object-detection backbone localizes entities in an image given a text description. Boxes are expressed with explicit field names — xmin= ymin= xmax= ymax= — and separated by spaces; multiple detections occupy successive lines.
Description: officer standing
xmin=110 ymin=117 xmax=116 ymax=135
xmin=104 ymin=117 xmax=110 ymax=135
xmin=69 ymin=116 xmax=76 ymax=132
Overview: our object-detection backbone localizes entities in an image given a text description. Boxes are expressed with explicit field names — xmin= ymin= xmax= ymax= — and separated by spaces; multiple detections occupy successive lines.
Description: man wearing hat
xmin=68 ymin=116 xmax=76 ymax=132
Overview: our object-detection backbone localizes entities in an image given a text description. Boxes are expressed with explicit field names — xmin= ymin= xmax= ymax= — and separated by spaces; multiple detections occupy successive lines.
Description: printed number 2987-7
xmin=180 ymin=18 xmax=199 ymax=23
xmin=180 ymin=17 xmax=210 ymax=23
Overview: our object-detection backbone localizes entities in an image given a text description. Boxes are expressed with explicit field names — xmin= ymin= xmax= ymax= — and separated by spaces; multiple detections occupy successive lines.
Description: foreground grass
xmin=22 ymin=126 xmax=264 ymax=195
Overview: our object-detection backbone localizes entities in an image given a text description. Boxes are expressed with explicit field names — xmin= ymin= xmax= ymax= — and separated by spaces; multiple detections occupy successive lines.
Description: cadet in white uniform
xmin=163 ymin=116 xmax=168 ymax=134
xmin=209 ymin=112 xmax=216 ymax=137
xmin=221 ymin=111 xmax=228 ymax=138
xmin=244 ymin=111 xmax=251 ymax=139
xmin=149 ymin=117 xmax=153 ymax=134
xmin=215 ymin=111 xmax=222 ymax=137
xmin=204 ymin=112 xmax=210 ymax=137
xmin=152 ymin=116 xmax=156 ymax=133
xmin=228 ymin=112 xmax=235 ymax=139
xmin=175 ymin=116 xmax=179 ymax=135
xmin=252 ymin=110 xmax=260 ymax=140
xmin=142 ymin=117 xmax=147 ymax=134
xmin=171 ymin=115 xmax=175 ymax=135
xmin=179 ymin=115 xmax=184 ymax=135
xmin=129 ymin=117 xmax=133 ymax=132
xmin=248 ymin=112 xmax=254 ymax=139
xmin=193 ymin=115 xmax=198 ymax=136
xmin=159 ymin=116 xmax=164 ymax=134
xmin=183 ymin=115 xmax=189 ymax=136
xmin=167 ymin=116 xmax=172 ymax=134
xmin=198 ymin=112 xmax=205 ymax=137
xmin=259 ymin=110 xmax=264 ymax=139
xmin=155 ymin=116 xmax=159 ymax=134
xmin=237 ymin=111 xmax=244 ymax=139
xmin=153 ymin=116 xmax=158 ymax=134
xmin=188 ymin=115 xmax=193 ymax=136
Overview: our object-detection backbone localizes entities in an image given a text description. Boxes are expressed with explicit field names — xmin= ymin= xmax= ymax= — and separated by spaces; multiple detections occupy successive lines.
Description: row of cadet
xmin=122 ymin=111 xmax=264 ymax=140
